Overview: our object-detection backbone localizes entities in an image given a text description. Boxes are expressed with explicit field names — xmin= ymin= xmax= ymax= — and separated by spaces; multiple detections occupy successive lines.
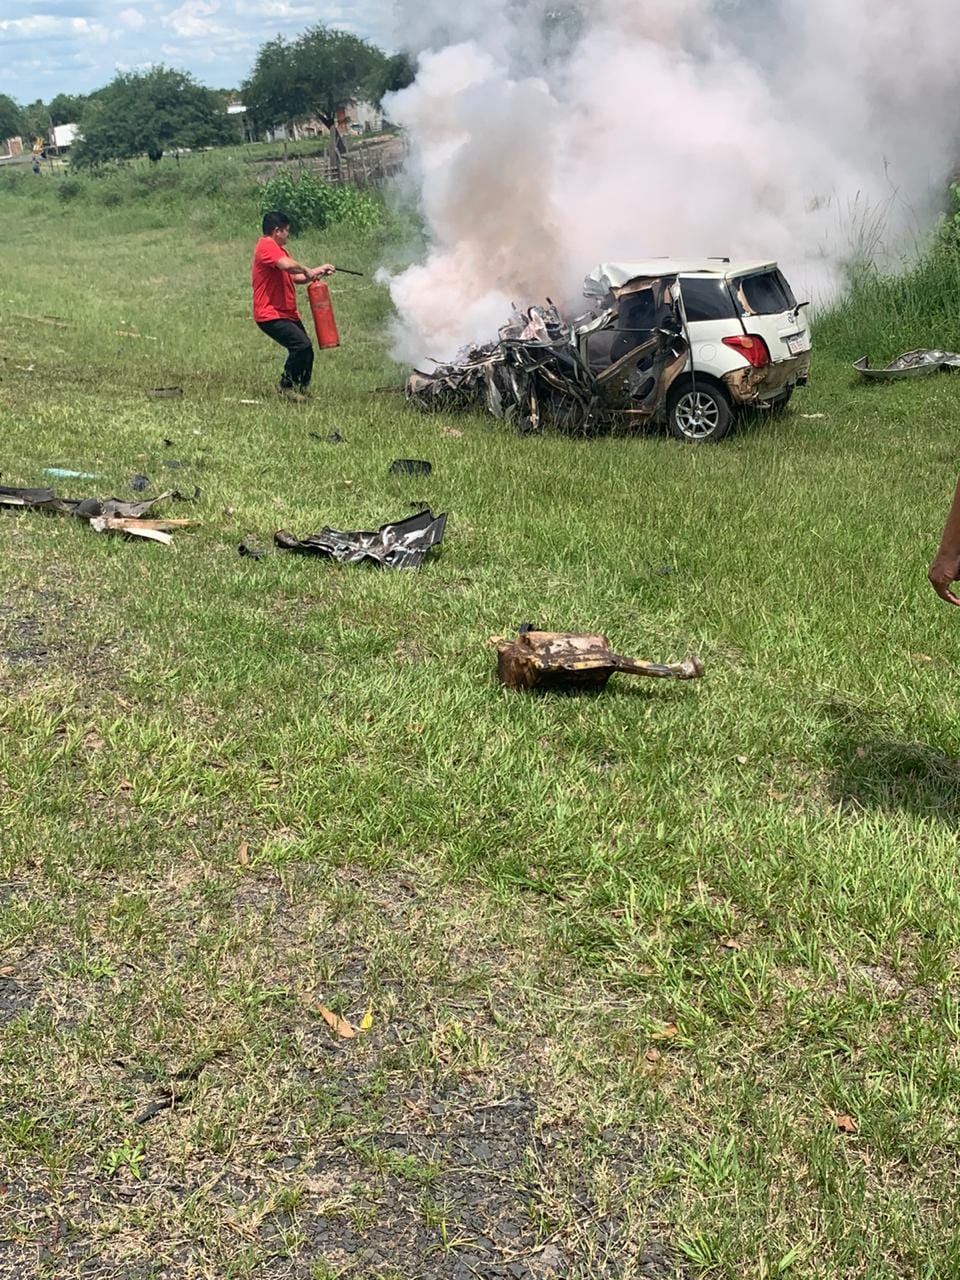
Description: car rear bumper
xmin=723 ymin=353 xmax=812 ymax=404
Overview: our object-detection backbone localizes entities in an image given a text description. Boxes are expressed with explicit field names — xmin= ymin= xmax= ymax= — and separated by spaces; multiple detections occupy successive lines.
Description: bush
xmin=56 ymin=179 xmax=83 ymax=203
xmin=259 ymin=169 xmax=383 ymax=234
xmin=816 ymin=186 xmax=960 ymax=360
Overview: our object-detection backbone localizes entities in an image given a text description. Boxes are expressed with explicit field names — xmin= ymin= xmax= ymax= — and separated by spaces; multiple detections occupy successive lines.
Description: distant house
xmin=0 ymin=135 xmax=24 ymax=160
xmin=263 ymin=101 xmax=384 ymax=144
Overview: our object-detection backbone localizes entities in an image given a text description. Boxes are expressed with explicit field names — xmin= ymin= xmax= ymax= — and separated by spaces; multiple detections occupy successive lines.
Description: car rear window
xmin=679 ymin=277 xmax=738 ymax=322
xmin=733 ymin=268 xmax=797 ymax=316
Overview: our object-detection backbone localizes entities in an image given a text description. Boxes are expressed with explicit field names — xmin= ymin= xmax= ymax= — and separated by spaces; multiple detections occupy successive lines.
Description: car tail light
xmin=722 ymin=334 xmax=771 ymax=368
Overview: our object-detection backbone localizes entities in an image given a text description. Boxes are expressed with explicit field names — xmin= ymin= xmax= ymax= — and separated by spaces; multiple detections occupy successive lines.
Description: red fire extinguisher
xmin=307 ymin=279 xmax=340 ymax=350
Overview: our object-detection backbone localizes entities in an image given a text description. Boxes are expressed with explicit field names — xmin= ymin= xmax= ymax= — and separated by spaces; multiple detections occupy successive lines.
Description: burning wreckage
xmin=407 ymin=261 xmax=812 ymax=443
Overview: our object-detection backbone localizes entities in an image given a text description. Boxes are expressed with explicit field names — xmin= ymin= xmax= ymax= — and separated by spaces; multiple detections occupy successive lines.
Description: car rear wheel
xmin=767 ymin=388 xmax=793 ymax=415
xmin=667 ymin=380 xmax=734 ymax=443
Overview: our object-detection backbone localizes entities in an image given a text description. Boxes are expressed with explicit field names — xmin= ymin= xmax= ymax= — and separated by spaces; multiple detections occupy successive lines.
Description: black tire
xmin=767 ymin=388 xmax=794 ymax=415
xmin=667 ymin=378 xmax=734 ymax=443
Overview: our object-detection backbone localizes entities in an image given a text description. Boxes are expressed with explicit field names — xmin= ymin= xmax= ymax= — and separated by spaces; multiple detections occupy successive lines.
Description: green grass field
xmin=3 ymin=165 xmax=960 ymax=1280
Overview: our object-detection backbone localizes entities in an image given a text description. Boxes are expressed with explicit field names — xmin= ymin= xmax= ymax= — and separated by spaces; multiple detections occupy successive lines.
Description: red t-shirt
xmin=252 ymin=235 xmax=299 ymax=322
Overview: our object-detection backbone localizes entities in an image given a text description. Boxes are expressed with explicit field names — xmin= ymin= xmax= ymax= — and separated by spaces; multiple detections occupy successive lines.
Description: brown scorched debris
xmin=496 ymin=629 xmax=704 ymax=693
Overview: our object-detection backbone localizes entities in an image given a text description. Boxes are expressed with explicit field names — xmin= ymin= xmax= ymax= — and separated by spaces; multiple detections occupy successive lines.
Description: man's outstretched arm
xmin=277 ymin=258 xmax=336 ymax=284
xmin=929 ymin=476 xmax=960 ymax=606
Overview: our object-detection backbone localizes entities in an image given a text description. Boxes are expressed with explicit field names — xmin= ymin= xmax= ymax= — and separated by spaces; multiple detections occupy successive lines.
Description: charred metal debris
xmin=275 ymin=508 xmax=447 ymax=570
xmin=496 ymin=628 xmax=705 ymax=693
xmin=854 ymin=349 xmax=960 ymax=381
xmin=406 ymin=276 xmax=688 ymax=434
xmin=0 ymin=485 xmax=201 ymax=545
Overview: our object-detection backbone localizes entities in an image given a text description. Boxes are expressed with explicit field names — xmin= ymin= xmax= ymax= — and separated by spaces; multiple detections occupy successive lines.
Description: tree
xmin=295 ymin=26 xmax=386 ymax=176
xmin=0 ymin=94 xmax=24 ymax=142
xmin=242 ymin=36 xmax=310 ymax=149
xmin=71 ymin=66 xmax=235 ymax=166
xmin=365 ymin=52 xmax=417 ymax=108
xmin=246 ymin=25 xmax=386 ymax=172
xmin=48 ymin=93 xmax=87 ymax=126
xmin=294 ymin=26 xmax=385 ymax=124
xmin=21 ymin=100 xmax=50 ymax=143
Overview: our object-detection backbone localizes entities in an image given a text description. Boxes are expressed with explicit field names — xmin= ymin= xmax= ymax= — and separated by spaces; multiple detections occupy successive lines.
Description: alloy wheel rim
xmin=676 ymin=391 xmax=721 ymax=439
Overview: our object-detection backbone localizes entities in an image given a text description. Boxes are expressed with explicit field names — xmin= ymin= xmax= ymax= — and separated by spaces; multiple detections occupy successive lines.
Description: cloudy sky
xmin=1 ymin=0 xmax=397 ymax=104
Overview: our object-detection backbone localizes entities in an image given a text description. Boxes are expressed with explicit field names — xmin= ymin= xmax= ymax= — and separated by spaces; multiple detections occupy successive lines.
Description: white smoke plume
xmin=383 ymin=0 xmax=960 ymax=364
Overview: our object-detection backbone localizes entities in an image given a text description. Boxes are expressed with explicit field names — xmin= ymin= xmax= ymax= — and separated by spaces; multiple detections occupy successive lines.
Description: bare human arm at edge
xmin=929 ymin=475 xmax=960 ymax=606
xmin=278 ymin=260 xmax=337 ymax=283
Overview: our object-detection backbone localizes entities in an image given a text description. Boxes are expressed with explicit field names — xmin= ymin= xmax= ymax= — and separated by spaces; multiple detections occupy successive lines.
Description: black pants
xmin=257 ymin=318 xmax=314 ymax=391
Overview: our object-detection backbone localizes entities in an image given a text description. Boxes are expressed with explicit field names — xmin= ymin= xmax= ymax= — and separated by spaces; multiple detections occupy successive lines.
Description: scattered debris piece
xmin=0 ymin=484 xmax=198 ymax=547
xmin=831 ymin=1112 xmax=859 ymax=1135
xmin=800 ymin=413 xmax=826 ymax=419
xmin=238 ymin=540 xmax=267 ymax=560
xmin=496 ymin=630 xmax=704 ymax=692
xmin=238 ymin=399 xmax=262 ymax=405
xmin=90 ymin=518 xmax=172 ymax=545
xmin=135 ymin=1093 xmax=178 ymax=1125
xmin=237 ymin=842 xmax=250 ymax=865
xmin=651 ymin=1022 xmax=680 ymax=1041
xmin=131 ymin=474 xmax=150 ymax=492
xmin=90 ymin=516 xmax=199 ymax=545
xmin=309 ymin=999 xmax=357 ymax=1039
xmin=76 ymin=494 xmax=183 ymax=519
xmin=390 ymin=458 xmax=432 ymax=476
xmin=854 ymin=350 xmax=960 ymax=381
xmin=359 ymin=1002 xmax=373 ymax=1031
xmin=14 ymin=313 xmax=69 ymax=328
xmin=309 ymin=430 xmax=345 ymax=443
xmin=163 ymin=437 xmax=175 ymax=447
xmin=0 ymin=486 xmax=59 ymax=508
xmin=115 ymin=329 xmax=157 ymax=341
xmin=42 ymin=468 xmax=103 ymax=481
xmin=275 ymin=508 xmax=447 ymax=571
xmin=644 ymin=1048 xmax=662 ymax=1064
xmin=163 ymin=460 xmax=184 ymax=470
xmin=14 ymin=363 xmax=35 ymax=372
xmin=148 ymin=386 xmax=183 ymax=398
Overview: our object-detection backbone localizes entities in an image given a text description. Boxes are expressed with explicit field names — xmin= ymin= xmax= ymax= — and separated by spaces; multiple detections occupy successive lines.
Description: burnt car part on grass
xmin=497 ymin=629 xmax=704 ymax=693
xmin=275 ymin=508 xmax=447 ymax=571
xmin=854 ymin=350 xmax=960 ymax=381
xmin=0 ymin=485 xmax=200 ymax=545
xmin=407 ymin=262 xmax=811 ymax=441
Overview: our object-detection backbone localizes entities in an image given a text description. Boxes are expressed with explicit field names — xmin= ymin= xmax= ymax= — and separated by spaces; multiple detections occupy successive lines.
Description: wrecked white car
xmin=407 ymin=259 xmax=811 ymax=443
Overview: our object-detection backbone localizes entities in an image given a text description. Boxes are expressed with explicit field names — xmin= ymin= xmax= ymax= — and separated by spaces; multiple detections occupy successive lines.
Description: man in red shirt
xmin=253 ymin=211 xmax=335 ymax=402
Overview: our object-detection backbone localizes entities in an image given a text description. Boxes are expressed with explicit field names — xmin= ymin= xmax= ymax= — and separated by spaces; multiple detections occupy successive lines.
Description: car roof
xmin=584 ymin=259 xmax=778 ymax=297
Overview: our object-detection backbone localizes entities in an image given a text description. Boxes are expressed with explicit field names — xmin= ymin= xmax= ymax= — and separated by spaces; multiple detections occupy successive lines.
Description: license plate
xmin=787 ymin=332 xmax=810 ymax=356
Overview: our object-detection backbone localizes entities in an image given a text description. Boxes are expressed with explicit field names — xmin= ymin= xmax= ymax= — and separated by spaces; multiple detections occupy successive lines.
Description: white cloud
xmin=117 ymin=7 xmax=146 ymax=28
xmin=0 ymin=13 xmax=106 ymax=36
xmin=164 ymin=0 xmax=224 ymax=38
xmin=234 ymin=0 xmax=313 ymax=17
